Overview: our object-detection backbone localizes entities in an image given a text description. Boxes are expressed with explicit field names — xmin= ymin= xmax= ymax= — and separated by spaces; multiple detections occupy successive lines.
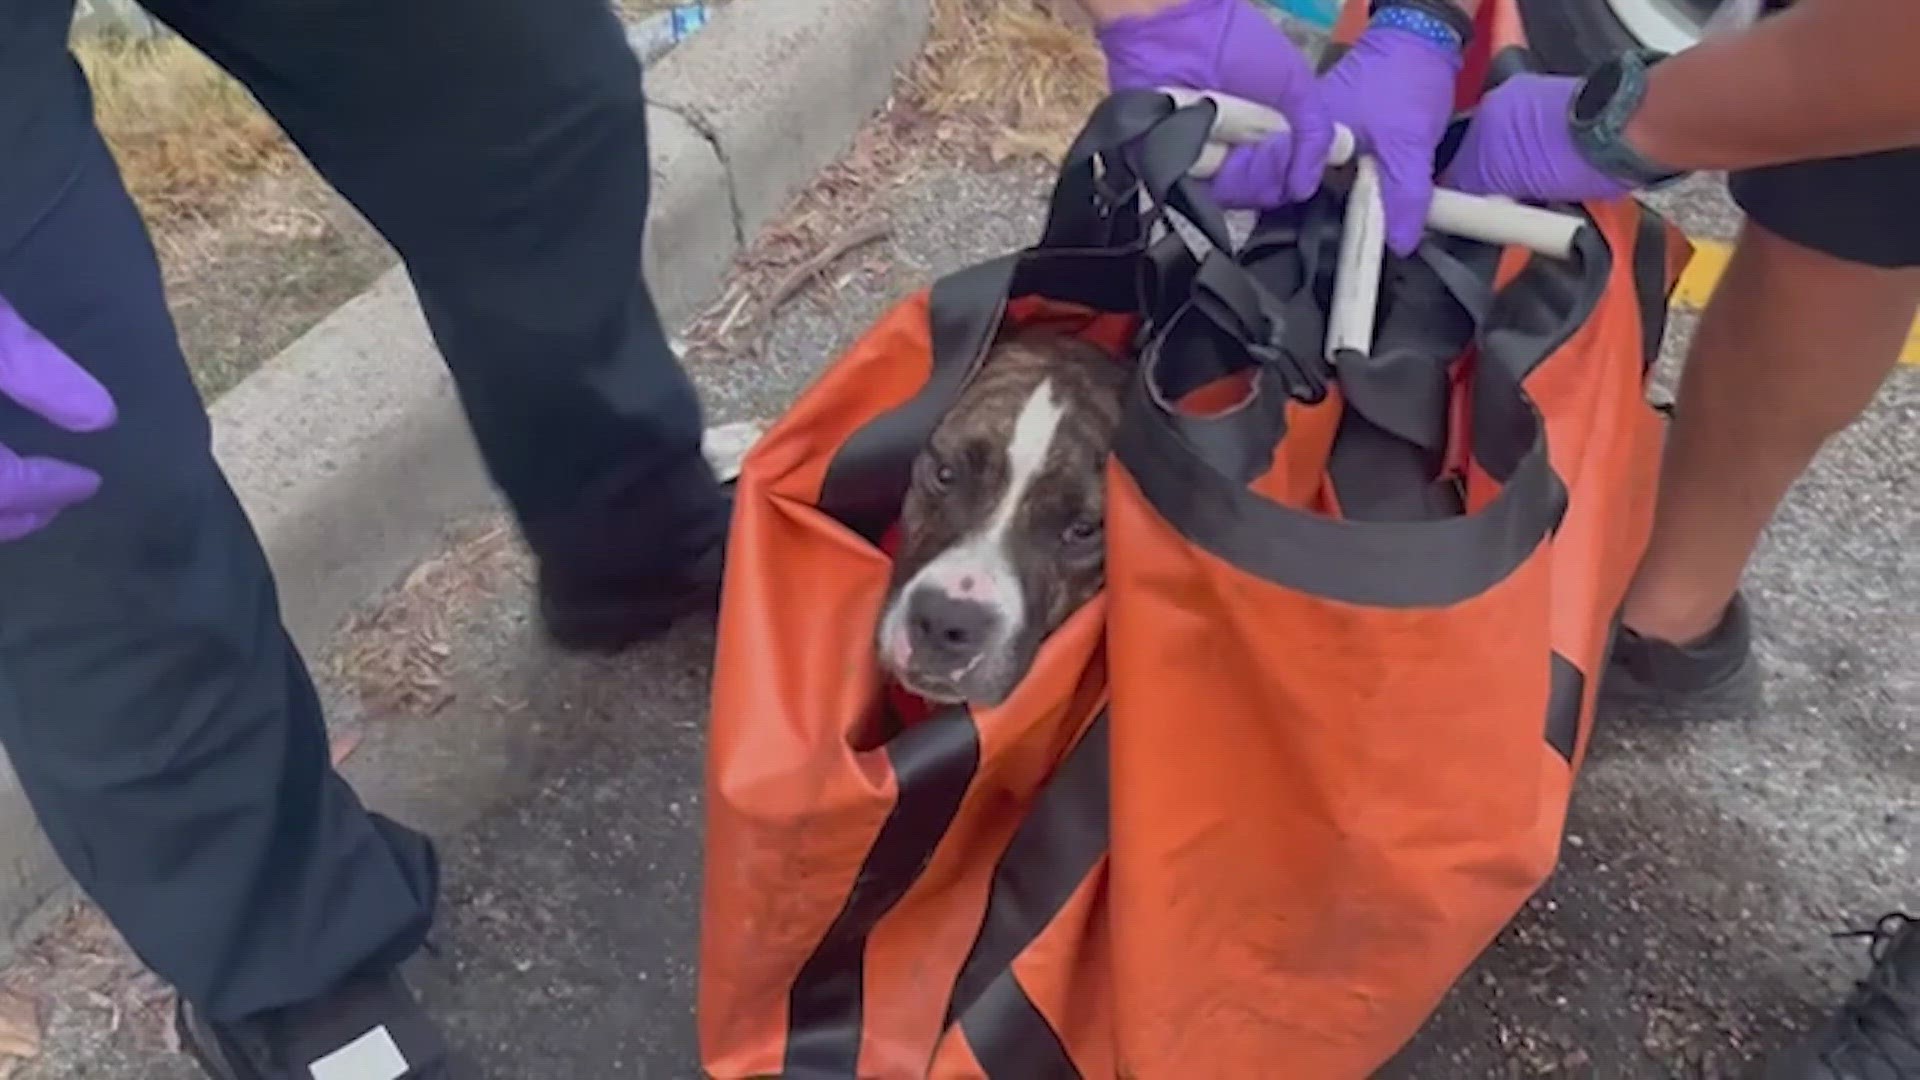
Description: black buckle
xmin=1091 ymin=162 xmax=1143 ymax=220
xmin=1189 ymin=250 xmax=1335 ymax=406
xmin=1247 ymin=339 xmax=1330 ymax=405
xmin=1245 ymin=282 xmax=1332 ymax=405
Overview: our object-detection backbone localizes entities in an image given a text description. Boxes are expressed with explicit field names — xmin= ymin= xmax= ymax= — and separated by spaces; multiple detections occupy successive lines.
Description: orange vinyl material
xmin=1102 ymin=197 xmax=1677 ymax=1077
xmin=699 ymin=288 xmax=1128 ymax=1079
xmin=698 ymin=60 xmax=1693 ymax=1079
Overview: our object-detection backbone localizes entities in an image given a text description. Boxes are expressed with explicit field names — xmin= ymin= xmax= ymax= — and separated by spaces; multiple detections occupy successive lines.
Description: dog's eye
xmin=917 ymin=454 xmax=955 ymax=491
xmin=1062 ymin=519 xmax=1102 ymax=544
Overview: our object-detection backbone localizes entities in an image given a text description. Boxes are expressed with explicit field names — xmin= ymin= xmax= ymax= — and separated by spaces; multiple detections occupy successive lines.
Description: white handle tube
xmin=1429 ymin=190 xmax=1582 ymax=258
xmin=1328 ymin=156 xmax=1387 ymax=364
xmin=1163 ymin=87 xmax=1585 ymax=260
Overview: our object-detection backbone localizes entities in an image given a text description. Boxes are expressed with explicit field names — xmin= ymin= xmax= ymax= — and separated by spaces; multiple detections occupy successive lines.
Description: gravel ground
xmin=6 ymin=109 xmax=1916 ymax=1079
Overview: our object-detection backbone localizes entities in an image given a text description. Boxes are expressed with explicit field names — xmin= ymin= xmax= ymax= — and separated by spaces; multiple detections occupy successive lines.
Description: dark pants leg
xmin=0 ymin=119 xmax=438 ymax=1021
xmin=142 ymin=0 xmax=730 ymax=578
xmin=0 ymin=0 xmax=721 ymax=1025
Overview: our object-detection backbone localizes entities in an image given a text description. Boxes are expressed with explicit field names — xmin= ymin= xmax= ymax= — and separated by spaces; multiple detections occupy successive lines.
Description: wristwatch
xmin=1568 ymin=47 xmax=1684 ymax=187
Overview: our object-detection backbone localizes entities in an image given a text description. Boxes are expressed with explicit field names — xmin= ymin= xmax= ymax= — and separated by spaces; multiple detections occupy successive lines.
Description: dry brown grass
xmin=681 ymin=1 xmax=1111 ymax=366
xmin=907 ymin=0 xmax=1109 ymax=163
xmin=72 ymin=33 xmax=297 ymax=233
xmin=72 ymin=3 xmax=741 ymax=229
xmin=69 ymin=0 xmax=1090 ymax=233
xmin=326 ymin=518 xmax=531 ymax=720
xmin=678 ymin=109 xmax=923 ymax=368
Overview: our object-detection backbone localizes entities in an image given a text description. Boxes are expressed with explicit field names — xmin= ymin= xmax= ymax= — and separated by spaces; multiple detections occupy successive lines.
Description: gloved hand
xmin=1319 ymin=20 xmax=1463 ymax=255
xmin=1097 ymin=0 xmax=1334 ymax=210
xmin=1443 ymin=74 xmax=1636 ymax=202
xmin=0 ymin=296 xmax=116 ymax=542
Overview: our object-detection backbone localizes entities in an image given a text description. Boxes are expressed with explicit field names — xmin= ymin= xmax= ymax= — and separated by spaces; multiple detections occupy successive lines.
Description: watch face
xmin=1573 ymin=60 xmax=1624 ymax=125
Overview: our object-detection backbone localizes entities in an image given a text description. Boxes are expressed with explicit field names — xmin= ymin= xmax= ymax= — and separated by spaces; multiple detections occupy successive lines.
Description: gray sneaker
xmin=1767 ymin=913 xmax=1920 ymax=1080
xmin=1602 ymin=590 xmax=1763 ymax=723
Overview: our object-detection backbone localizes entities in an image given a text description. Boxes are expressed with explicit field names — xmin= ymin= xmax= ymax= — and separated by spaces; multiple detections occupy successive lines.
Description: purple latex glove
xmin=1319 ymin=26 xmax=1463 ymax=256
xmin=1444 ymin=74 xmax=1635 ymax=202
xmin=0 ymin=296 xmax=116 ymax=542
xmin=1098 ymin=0 xmax=1334 ymax=210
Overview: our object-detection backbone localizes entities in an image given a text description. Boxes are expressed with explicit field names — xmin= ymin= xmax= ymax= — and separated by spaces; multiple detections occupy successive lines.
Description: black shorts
xmin=1728 ymin=148 xmax=1920 ymax=270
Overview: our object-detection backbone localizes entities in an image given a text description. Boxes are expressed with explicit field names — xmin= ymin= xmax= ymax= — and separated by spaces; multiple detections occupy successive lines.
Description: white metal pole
xmin=1327 ymin=156 xmax=1388 ymax=365
xmin=1166 ymin=87 xmax=1586 ymax=260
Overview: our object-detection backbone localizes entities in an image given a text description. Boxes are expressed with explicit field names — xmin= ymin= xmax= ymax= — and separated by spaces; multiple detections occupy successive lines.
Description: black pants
xmin=0 ymin=0 xmax=725 ymax=1021
xmin=1729 ymin=148 xmax=1920 ymax=270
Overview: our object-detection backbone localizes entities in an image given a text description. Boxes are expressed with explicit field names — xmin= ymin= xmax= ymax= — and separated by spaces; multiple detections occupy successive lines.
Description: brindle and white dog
xmin=875 ymin=325 xmax=1130 ymax=707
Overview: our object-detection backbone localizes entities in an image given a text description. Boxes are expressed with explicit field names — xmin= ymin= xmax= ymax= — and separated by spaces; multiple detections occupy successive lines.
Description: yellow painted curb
xmin=1673 ymin=237 xmax=1920 ymax=365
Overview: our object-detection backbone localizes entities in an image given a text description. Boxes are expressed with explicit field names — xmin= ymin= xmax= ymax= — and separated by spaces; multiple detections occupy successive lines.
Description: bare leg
xmin=1620 ymin=219 xmax=1920 ymax=645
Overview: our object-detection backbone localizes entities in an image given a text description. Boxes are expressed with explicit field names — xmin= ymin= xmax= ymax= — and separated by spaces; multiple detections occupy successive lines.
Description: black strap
xmin=1321 ymin=233 xmax=1497 ymax=522
xmin=1140 ymin=230 xmax=1199 ymax=330
xmin=1040 ymin=91 xmax=1167 ymax=251
xmin=1324 ymin=412 xmax=1468 ymax=521
xmin=1333 ymin=236 xmax=1497 ymax=455
xmin=1040 ymin=89 xmax=1235 ymax=256
xmin=1140 ymin=285 xmax=1292 ymax=487
xmin=1132 ymin=193 xmax=1345 ymax=485
xmin=1114 ymin=304 xmax=1569 ymax=608
xmin=782 ymin=707 xmax=982 ymax=1078
xmin=944 ymin=710 xmax=1110 ymax=1078
xmin=817 ymin=253 xmax=1017 ymax=542
xmin=816 ymin=89 xmax=1225 ymax=541
xmin=1111 ymin=174 xmax=1608 ymax=607
xmin=1124 ymin=100 xmax=1238 ymax=255
xmin=1632 ymin=207 xmax=1674 ymax=372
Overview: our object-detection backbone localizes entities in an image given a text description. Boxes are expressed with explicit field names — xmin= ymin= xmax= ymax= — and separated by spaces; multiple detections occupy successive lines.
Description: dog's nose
xmin=906 ymin=588 xmax=998 ymax=662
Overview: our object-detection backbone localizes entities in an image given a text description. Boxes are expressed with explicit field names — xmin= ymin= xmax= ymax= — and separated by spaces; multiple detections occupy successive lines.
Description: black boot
xmin=536 ymin=525 xmax=727 ymax=654
xmin=177 ymin=968 xmax=467 ymax=1080
xmin=1768 ymin=913 xmax=1920 ymax=1080
xmin=527 ymin=454 xmax=734 ymax=655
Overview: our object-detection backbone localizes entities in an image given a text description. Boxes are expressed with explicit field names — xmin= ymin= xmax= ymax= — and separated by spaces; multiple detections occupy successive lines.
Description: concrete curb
xmin=0 ymin=0 xmax=930 ymax=953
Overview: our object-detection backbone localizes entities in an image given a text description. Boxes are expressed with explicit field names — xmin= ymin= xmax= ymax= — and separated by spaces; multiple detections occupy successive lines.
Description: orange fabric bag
xmin=1096 ymin=27 xmax=1691 ymax=1078
xmin=697 ymin=96 xmax=1215 ymax=1080
xmin=1101 ymin=194 xmax=1685 ymax=1078
xmin=699 ymin=50 xmax=1692 ymax=1080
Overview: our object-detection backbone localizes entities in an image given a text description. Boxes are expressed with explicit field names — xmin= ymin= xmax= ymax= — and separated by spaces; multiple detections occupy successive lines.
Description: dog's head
xmin=876 ymin=326 xmax=1129 ymax=708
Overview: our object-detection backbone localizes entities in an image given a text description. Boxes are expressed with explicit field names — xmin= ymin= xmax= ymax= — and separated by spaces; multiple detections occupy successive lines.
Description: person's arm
xmin=1627 ymin=0 xmax=1920 ymax=172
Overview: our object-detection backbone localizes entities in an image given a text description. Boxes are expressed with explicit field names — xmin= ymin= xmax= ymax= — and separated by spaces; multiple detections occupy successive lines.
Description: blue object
xmin=1251 ymin=0 xmax=1344 ymax=29
xmin=1369 ymin=4 xmax=1464 ymax=49
xmin=668 ymin=2 xmax=709 ymax=36
xmin=626 ymin=3 xmax=711 ymax=63
xmin=1257 ymin=0 xmax=1343 ymax=30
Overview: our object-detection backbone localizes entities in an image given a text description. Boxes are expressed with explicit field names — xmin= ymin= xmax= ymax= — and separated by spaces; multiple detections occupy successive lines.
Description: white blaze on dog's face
xmin=876 ymin=328 xmax=1128 ymax=707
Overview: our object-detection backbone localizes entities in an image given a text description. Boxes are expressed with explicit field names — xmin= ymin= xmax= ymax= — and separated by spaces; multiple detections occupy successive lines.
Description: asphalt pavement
xmin=17 ymin=141 xmax=1918 ymax=1079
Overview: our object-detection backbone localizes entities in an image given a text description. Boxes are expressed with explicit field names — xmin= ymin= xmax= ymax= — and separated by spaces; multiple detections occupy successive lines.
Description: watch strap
xmin=1571 ymin=49 xmax=1682 ymax=185
xmin=1369 ymin=0 xmax=1474 ymax=49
